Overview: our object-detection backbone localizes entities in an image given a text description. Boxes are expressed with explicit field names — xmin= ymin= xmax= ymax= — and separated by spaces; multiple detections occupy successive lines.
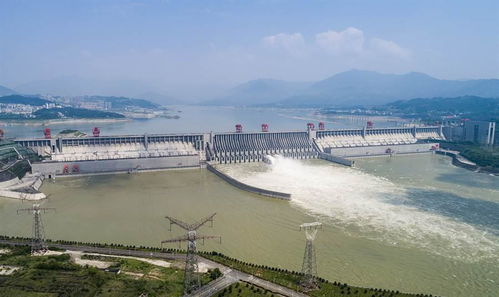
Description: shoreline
xmin=436 ymin=150 xmax=498 ymax=176
xmin=0 ymin=118 xmax=131 ymax=126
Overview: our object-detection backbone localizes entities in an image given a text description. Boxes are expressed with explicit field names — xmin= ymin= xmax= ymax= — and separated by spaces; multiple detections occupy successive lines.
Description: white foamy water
xmin=221 ymin=156 xmax=499 ymax=262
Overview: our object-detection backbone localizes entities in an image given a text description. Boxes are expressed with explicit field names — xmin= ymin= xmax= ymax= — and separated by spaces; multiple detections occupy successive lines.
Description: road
xmin=0 ymin=239 xmax=308 ymax=297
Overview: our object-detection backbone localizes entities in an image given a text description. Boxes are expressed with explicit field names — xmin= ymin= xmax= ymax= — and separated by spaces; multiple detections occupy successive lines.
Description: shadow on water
xmin=435 ymin=172 xmax=499 ymax=190
xmin=397 ymin=188 xmax=499 ymax=236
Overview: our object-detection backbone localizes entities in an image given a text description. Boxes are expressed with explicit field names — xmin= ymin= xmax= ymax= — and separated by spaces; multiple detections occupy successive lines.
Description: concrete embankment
xmin=206 ymin=164 xmax=291 ymax=200
xmin=326 ymin=143 xmax=438 ymax=158
xmin=318 ymin=152 xmax=354 ymax=166
xmin=0 ymin=173 xmax=46 ymax=200
xmin=436 ymin=150 xmax=479 ymax=171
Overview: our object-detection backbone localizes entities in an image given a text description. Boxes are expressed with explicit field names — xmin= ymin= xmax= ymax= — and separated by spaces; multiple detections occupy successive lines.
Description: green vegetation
xmin=84 ymin=96 xmax=159 ymax=110
xmin=215 ymin=282 xmax=271 ymax=297
xmin=385 ymin=96 xmax=499 ymax=122
xmin=439 ymin=141 xmax=499 ymax=173
xmin=0 ymin=245 xmax=199 ymax=297
xmin=33 ymin=107 xmax=125 ymax=119
xmin=0 ymin=95 xmax=51 ymax=106
xmin=0 ymin=237 xmax=437 ymax=297
xmin=203 ymin=252 xmax=430 ymax=297
xmin=58 ymin=130 xmax=86 ymax=137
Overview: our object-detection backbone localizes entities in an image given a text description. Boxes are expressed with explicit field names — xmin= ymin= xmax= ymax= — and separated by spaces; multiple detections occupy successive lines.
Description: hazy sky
xmin=1 ymin=0 xmax=498 ymax=96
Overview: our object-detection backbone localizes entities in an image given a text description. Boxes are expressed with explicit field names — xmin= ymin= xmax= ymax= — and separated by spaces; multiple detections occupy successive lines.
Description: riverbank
xmin=437 ymin=141 xmax=499 ymax=174
xmin=436 ymin=151 xmax=499 ymax=176
xmin=0 ymin=236 xmax=432 ymax=297
xmin=0 ymin=118 xmax=130 ymax=126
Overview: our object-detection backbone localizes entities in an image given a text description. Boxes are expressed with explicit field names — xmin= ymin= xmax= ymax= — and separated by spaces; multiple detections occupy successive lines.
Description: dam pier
xmin=0 ymin=124 xmax=443 ymax=200
xmin=12 ymin=124 xmax=443 ymax=176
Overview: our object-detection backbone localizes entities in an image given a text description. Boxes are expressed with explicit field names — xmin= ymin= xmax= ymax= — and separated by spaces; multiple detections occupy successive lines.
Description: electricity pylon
xmin=299 ymin=222 xmax=322 ymax=290
xmin=17 ymin=204 xmax=55 ymax=254
xmin=161 ymin=213 xmax=221 ymax=294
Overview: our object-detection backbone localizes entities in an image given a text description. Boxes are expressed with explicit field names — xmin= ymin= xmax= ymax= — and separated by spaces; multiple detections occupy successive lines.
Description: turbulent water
xmin=0 ymin=153 xmax=497 ymax=297
xmin=221 ymin=156 xmax=499 ymax=263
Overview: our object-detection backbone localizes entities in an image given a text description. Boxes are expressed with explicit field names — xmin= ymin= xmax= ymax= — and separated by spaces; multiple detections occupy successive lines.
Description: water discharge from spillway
xmin=220 ymin=156 xmax=499 ymax=262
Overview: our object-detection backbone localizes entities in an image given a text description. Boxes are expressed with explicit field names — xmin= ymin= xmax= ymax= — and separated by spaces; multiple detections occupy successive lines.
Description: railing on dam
xmin=212 ymin=131 xmax=316 ymax=163
xmin=206 ymin=164 xmax=291 ymax=200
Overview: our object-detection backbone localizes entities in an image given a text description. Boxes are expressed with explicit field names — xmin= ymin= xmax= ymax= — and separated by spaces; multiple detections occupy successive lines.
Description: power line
xmin=299 ymin=222 xmax=322 ymax=290
xmin=17 ymin=204 xmax=55 ymax=254
xmin=161 ymin=213 xmax=221 ymax=294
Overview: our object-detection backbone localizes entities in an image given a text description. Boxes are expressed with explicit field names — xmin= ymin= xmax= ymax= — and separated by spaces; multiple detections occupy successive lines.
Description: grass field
xmin=214 ymin=282 xmax=276 ymax=297
xmin=203 ymin=253 xmax=432 ymax=297
xmin=0 ymin=245 xmax=208 ymax=297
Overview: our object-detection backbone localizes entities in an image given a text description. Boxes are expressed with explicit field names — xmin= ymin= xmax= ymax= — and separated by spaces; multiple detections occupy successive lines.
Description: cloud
xmin=262 ymin=33 xmax=305 ymax=55
xmin=315 ymin=27 xmax=365 ymax=55
xmin=369 ymin=37 xmax=411 ymax=59
xmin=313 ymin=27 xmax=410 ymax=60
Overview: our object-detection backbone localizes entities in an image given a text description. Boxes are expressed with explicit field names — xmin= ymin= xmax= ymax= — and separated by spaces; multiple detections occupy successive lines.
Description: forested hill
xmin=0 ymin=95 xmax=51 ymax=106
xmin=385 ymin=96 xmax=499 ymax=121
xmin=33 ymin=107 xmax=125 ymax=119
xmin=83 ymin=96 xmax=159 ymax=109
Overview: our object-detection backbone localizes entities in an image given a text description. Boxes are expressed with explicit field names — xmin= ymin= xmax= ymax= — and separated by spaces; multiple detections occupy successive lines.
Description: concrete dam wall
xmin=14 ymin=126 xmax=445 ymax=176
xmin=211 ymin=131 xmax=317 ymax=163
xmin=206 ymin=164 xmax=291 ymax=200
xmin=32 ymin=155 xmax=200 ymax=177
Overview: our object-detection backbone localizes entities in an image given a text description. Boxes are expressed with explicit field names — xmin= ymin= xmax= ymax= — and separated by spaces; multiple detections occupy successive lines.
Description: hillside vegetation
xmin=439 ymin=141 xmax=499 ymax=173
xmin=0 ymin=95 xmax=51 ymax=106
xmin=33 ymin=107 xmax=125 ymax=119
xmin=83 ymin=96 xmax=159 ymax=109
xmin=386 ymin=96 xmax=499 ymax=121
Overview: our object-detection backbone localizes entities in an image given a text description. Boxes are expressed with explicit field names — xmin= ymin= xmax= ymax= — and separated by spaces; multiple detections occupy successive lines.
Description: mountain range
xmin=207 ymin=70 xmax=499 ymax=107
xmin=0 ymin=85 xmax=17 ymax=96
xmin=2 ymin=70 xmax=499 ymax=107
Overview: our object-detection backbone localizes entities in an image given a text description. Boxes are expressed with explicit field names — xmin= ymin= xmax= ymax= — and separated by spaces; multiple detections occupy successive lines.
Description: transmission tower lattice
xmin=161 ymin=213 xmax=221 ymax=294
xmin=299 ymin=222 xmax=322 ymax=290
xmin=17 ymin=204 xmax=55 ymax=254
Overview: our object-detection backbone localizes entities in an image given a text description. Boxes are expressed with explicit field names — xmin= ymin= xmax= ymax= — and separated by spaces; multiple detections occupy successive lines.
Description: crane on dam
xmin=161 ymin=213 xmax=221 ymax=295
xmin=17 ymin=204 xmax=55 ymax=254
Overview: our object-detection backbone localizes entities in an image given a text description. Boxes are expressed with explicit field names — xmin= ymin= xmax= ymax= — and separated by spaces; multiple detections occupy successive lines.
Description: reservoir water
xmin=0 ymin=105 xmax=406 ymax=138
xmin=0 ymin=107 xmax=497 ymax=297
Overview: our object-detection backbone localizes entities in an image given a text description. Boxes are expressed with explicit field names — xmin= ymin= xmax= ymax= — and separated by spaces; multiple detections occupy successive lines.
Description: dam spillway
xmin=12 ymin=125 xmax=444 ymax=177
xmin=211 ymin=131 xmax=317 ymax=163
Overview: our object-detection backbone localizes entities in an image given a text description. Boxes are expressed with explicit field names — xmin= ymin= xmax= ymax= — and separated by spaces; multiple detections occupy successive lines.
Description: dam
xmin=11 ymin=124 xmax=444 ymax=178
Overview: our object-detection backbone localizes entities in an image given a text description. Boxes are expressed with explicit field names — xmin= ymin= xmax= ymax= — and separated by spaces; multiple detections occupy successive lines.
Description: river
xmin=0 ymin=105 xmax=405 ymax=138
xmin=0 ymin=107 xmax=497 ymax=297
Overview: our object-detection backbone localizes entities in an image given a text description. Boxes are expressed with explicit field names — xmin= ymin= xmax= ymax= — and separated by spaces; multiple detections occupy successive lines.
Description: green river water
xmin=0 ymin=154 xmax=497 ymax=297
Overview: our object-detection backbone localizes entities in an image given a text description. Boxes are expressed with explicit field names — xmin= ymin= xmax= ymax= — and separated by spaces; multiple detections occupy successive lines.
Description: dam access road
xmin=0 ymin=239 xmax=307 ymax=297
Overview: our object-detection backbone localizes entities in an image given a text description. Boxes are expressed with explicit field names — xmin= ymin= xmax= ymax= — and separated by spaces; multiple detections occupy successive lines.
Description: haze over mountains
xmin=211 ymin=70 xmax=499 ymax=107
xmin=1 ymin=70 xmax=499 ymax=107
xmin=0 ymin=85 xmax=17 ymax=96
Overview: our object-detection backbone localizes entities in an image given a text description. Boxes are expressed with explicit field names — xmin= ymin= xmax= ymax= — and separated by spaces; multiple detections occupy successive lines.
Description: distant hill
xmin=15 ymin=76 xmax=166 ymax=99
xmin=0 ymin=85 xmax=17 ymax=96
xmin=0 ymin=95 xmax=52 ymax=106
xmin=82 ymin=96 xmax=160 ymax=109
xmin=205 ymin=79 xmax=312 ymax=106
xmin=134 ymin=92 xmax=181 ymax=105
xmin=277 ymin=70 xmax=499 ymax=107
xmin=385 ymin=96 xmax=499 ymax=121
xmin=33 ymin=107 xmax=125 ymax=119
